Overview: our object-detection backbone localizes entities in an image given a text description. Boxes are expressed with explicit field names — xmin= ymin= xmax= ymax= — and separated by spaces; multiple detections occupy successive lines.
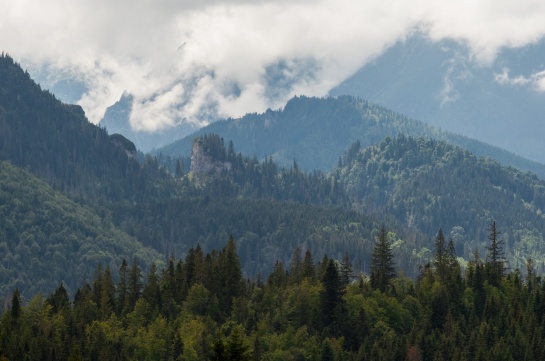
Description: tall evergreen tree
xmin=142 ymin=263 xmax=161 ymax=310
xmin=289 ymin=246 xmax=303 ymax=285
xmin=370 ymin=225 xmax=396 ymax=292
xmin=486 ymin=221 xmax=506 ymax=286
xmin=10 ymin=288 xmax=21 ymax=322
xmin=320 ymin=259 xmax=345 ymax=332
xmin=302 ymin=249 xmax=316 ymax=280
xmin=100 ymin=266 xmax=115 ymax=319
xmin=116 ymin=258 xmax=128 ymax=315
xmin=222 ymin=235 xmax=243 ymax=312
xmin=128 ymin=258 xmax=143 ymax=311
xmin=340 ymin=252 xmax=354 ymax=286
xmin=434 ymin=228 xmax=448 ymax=281
xmin=46 ymin=283 xmax=70 ymax=313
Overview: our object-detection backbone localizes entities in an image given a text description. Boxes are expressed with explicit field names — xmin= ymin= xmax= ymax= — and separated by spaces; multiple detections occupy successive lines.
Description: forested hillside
xmin=334 ymin=135 xmax=545 ymax=272
xmin=7 ymin=53 xmax=545 ymax=361
xmin=157 ymin=95 xmax=545 ymax=178
xmin=0 ymin=55 xmax=410 ymax=297
xmin=0 ymin=161 xmax=161 ymax=298
xmin=110 ymin=135 xmax=424 ymax=278
xmin=2 ymin=235 xmax=544 ymax=361
xmin=0 ymin=54 xmax=173 ymax=201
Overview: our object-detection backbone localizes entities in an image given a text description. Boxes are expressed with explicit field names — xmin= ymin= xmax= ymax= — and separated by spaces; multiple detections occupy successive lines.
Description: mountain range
xmin=25 ymin=33 xmax=545 ymax=167
xmin=156 ymin=95 xmax=545 ymax=179
xmin=330 ymin=32 xmax=545 ymax=164
xmin=4 ymin=51 xmax=545 ymax=300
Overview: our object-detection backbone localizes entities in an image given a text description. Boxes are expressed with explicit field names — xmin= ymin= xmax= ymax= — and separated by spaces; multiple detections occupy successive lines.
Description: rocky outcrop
xmin=109 ymin=133 xmax=136 ymax=158
xmin=190 ymin=138 xmax=231 ymax=182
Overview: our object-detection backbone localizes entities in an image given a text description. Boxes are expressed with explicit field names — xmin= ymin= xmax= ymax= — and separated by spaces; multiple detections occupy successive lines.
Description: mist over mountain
xmin=330 ymin=33 xmax=545 ymax=164
xmin=100 ymin=92 xmax=198 ymax=152
xmin=0 ymin=54 xmax=174 ymax=202
xmin=0 ymin=57 xmax=388 ymax=296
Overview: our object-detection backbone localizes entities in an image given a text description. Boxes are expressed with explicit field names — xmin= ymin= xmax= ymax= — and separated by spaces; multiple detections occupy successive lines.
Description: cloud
xmin=2 ymin=0 xmax=545 ymax=130
xmin=438 ymin=46 xmax=474 ymax=107
xmin=494 ymin=67 xmax=545 ymax=90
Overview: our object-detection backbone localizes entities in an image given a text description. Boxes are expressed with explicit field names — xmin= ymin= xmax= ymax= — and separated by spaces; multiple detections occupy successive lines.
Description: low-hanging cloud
xmin=3 ymin=0 xmax=545 ymax=131
xmin=494 ymin=68 xmax=545 ymax=90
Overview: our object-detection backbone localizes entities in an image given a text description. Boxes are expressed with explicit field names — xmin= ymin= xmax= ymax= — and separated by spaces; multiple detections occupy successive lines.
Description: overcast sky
xmin=2 ymin=0 xmax=545 ymax=131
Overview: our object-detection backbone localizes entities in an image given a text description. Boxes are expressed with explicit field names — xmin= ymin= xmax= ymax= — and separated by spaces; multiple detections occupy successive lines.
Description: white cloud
xmin=494 ymin=67 xmax=545 ymax=90
xmin=2 ymin=0 xmax=545 ymax=130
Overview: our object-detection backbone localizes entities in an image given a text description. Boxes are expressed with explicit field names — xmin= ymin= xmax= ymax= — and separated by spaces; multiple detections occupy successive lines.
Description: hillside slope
xmin=0 ymin=54 xmax=172 ymax=201
xmin=0 ymin=161 xmax=161 ymax=298
xmin=156 ymin=95 xmax=545 ymax=178
xmin=330 ymin=33 xmax=545 ymax=163
xmin=334 ymin=135 xmax=545 ymax=271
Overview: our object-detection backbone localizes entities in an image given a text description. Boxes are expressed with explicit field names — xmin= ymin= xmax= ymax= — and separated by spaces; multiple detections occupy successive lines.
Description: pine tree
xmin=434 ymin=228 xmax=448 ymax=281
xmin=289 ymin=246 xmax=303 ymax=285
xmin=100 ymin=266 xmax=115 ymax=319
xmin=46 ymin=283 xmax=70 ymax=313
xmin=321 ymin=340 xmax=335 ymax=361
xmin=142 ymin=263 xmax=161 ymax=310
xmin=486 ymin=221 xmax=506 ymax=286
xmin=222 ymin=235 xmax=243 ymax=312
xmin=370 ymin=225 xmax=396 ymax=292
xmin=340 ymin=252 xmax=354 ymax=286
xmin=320 ymin=259 xmax=345 ymax=332
xmin=128 ymin=258 xmax=143 ymax=311
xmin=302 ymin=249 xmax=316 ymax=280
xmin=175 ymin=159 xmax=184 ymax=178
xmin=116 ymin=258 xmax=128 ymax=314
xmin=10 ymin=288 xmax=21 ymax=322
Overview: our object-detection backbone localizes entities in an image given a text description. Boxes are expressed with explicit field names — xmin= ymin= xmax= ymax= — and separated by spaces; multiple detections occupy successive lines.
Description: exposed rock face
xmin=190 ymin=139 xmax=231 ymax=182
xmin=109 ymin=133 xmax=136 ymax=158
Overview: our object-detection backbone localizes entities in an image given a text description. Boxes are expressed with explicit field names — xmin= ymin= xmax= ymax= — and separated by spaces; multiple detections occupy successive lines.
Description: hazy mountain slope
xmin=334 ymin=135 xmax=545 ymax=271
xmin=0 ymin=160 xmax=161 ymax=299
xmin=157 ymin=95 xmax=545 ymax=178
xmin=330 ymin=33 xmax=545 ymax=164
xmin=100 ymin=92 xmax=197 ymax=152
xmin=0 ymin=54 xmax=173 ymax=201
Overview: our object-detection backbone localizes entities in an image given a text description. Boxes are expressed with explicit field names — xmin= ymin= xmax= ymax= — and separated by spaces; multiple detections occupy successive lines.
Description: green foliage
xmin=335 ymin=135 xmax=545 ymax=271
xmin=320 ymin=260 xmax=345 ymax=333
xmin=0 ymin=161 xmax=161 ymax=299
xmin=2 ymin=236 xmax=545 ymax=360
xmin=0 ymin=54 xmax=173 ymax=202
xmin=371 ymin=225 xmax=396 ymax=292
xmin=6 ymin=54 xmax=545 ymax=360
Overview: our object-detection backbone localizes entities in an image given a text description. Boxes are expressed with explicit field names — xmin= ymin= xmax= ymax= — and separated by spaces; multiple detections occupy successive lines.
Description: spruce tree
xmin=222 ymin=235 xmax=242 ymax=312
xmin=486 ymin=221 xmax=506 ymax=286
xmin=100 ymin=266 xmax=115 ymax=319
xmin=434 ymin=228 xmax=448 ymax=281
xmin=320 ymin=259 xmax=345 ymax=332
xmin=10 ymin=288 xmax=21 ymax=322
xmin=127 ymin=258 xmax=143 ymax=311
xmin=116 ymin=258 xmax=128 ymax=314
xmin=302 ymin=249 xmax=316 ymax=280
xmin=340 ymin=252 xmax=354 ymax=286
xmin=289 ymin=246 xmax=303 ymax=285
xmin=370 ymin=225 xmax=396 ymax=292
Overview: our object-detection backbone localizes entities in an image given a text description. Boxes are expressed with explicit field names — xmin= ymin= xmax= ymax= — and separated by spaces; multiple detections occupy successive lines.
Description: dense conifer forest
xmin=334 ymin=135 xmax=545 ymax=272
xmin=4 ymin=52 xmax=545 ymax=359
xmin=2 ymin=229 xmax=544 ymax=361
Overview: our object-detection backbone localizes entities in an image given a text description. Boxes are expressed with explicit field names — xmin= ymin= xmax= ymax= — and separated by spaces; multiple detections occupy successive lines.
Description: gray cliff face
xmin=189 ymin=141 xmax=231 ymax=182
xmin=109 ymin=133 xmax=137 ymax=158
